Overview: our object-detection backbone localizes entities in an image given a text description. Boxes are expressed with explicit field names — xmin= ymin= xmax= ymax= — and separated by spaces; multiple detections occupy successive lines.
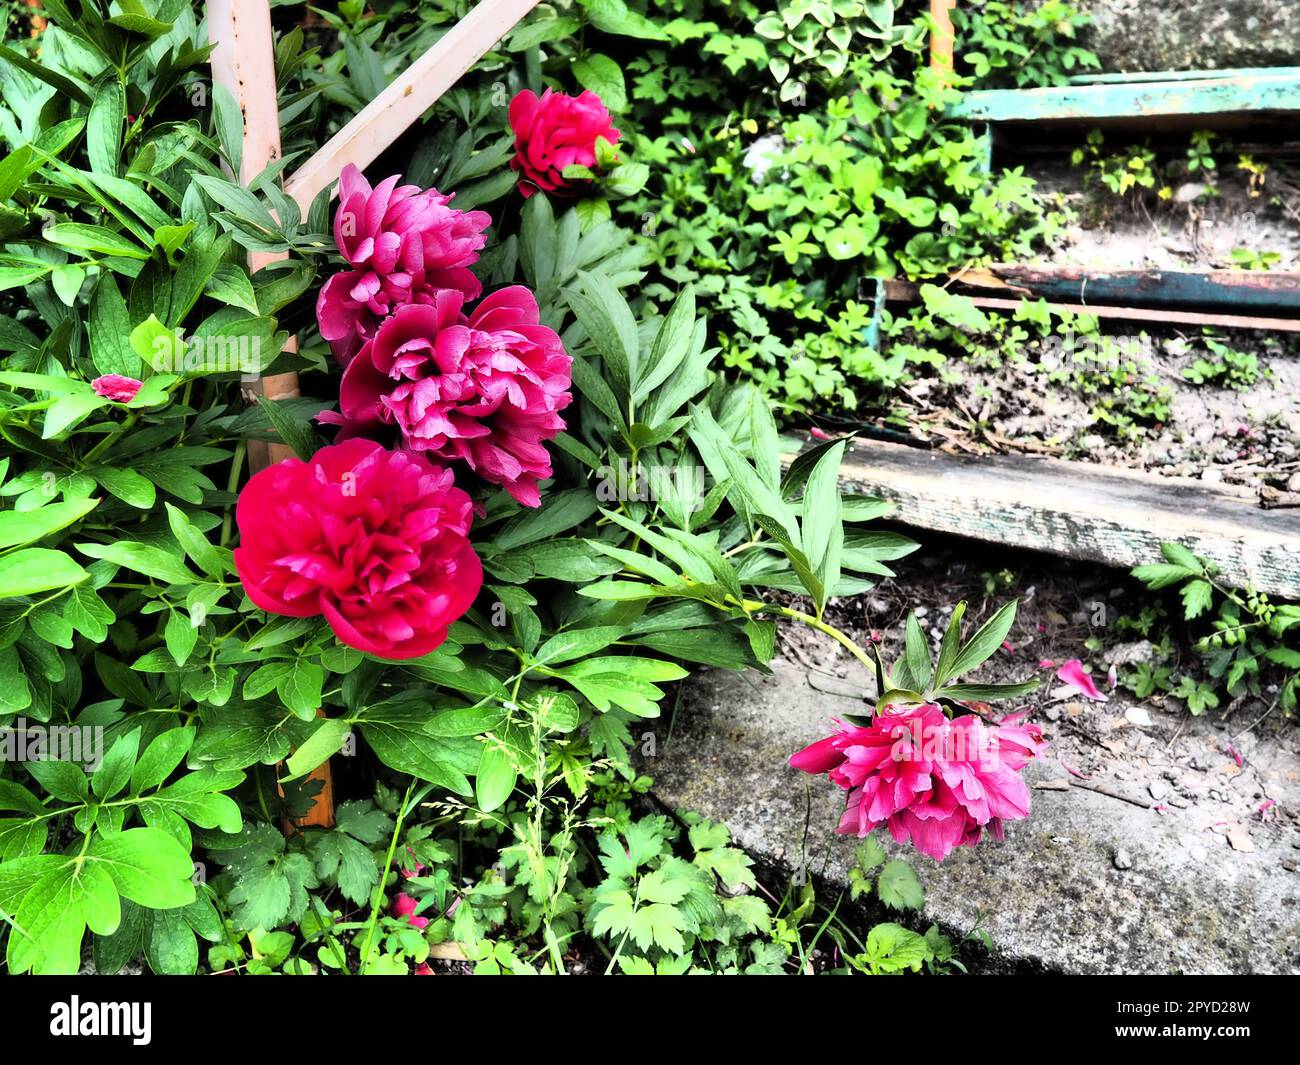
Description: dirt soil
xmin=878 ymin=151 xmax=1300 ymax=500
xmin=1034 ymin=154 xmax=1300 ymax=272
xmin=788 ymin=533 xmax=1300 ymax=865
xmin=900 ymin=327 xmax=1300 ymax=499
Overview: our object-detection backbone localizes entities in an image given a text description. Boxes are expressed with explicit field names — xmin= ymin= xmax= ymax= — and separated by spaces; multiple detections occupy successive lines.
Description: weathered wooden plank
xmin=831 ymin=439 xmax=1300 ymax=599
xmin=968 ymin=265 xmax=1300 ymax=313
xmin=948 ymin=72 xmax=1300 ymax=124
xmin=882 ymin=278 xmax=1300 ymax=333
xmin=283 ymin=0 xmax=540 ymax=210
xmin=1071 ymin=67 xmax=1300 ymax=86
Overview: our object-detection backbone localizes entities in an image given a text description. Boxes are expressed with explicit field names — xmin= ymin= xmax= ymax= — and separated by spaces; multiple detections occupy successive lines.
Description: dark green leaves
xmin=884 ymin=600 xmax=1037 ymax=711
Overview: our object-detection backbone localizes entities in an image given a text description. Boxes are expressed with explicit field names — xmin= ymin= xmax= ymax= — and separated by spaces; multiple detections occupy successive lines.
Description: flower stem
xmin=745 ymin=599 xmax=876 ymax=673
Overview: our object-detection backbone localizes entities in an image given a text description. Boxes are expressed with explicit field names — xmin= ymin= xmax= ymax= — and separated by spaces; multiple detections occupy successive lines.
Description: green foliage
xmin=1181 ymin=334 xmax=1262 ymax=390
xmin=953 ymin=0 xmax=1098 ymax=88
xmin=1131 ymin=543 xmax=1300 ymax=716
xmin=607 ymin=0 xmax=1083 ymax=411
xmin=0 ymin=0 xmax=1017 ymax=977
xmin=871 ymin=599 xmax=1039 ymax=713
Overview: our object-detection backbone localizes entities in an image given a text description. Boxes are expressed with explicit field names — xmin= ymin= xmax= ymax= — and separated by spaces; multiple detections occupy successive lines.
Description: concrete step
xmin=649 ymin=657 xmax=1300 ymax=974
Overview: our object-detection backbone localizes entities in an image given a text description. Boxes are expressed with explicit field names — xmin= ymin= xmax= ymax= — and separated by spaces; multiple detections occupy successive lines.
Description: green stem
xmin=358 ymin=779 xmax=421 ymax=974
xmin=746 ymin=600 xmax=876 ymax=672
xmin=82 ymin=412 xmax=140 ymax=465
xmin=221 ymin=440 xmax=247 ymax=546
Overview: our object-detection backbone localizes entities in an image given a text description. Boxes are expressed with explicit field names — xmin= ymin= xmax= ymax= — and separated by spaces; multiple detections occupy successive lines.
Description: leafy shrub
xmin=0 ymin=0 xmax=1017 ymax=975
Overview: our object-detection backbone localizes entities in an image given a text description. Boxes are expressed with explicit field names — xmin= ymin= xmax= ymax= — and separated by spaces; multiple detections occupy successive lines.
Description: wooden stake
xmin=930 ymin=0 xmax=957 ymax=80
xmin=283 ymin=0 xmax=542 ymax=211
xmin=209 ymin=0 xmax=332 ymax=828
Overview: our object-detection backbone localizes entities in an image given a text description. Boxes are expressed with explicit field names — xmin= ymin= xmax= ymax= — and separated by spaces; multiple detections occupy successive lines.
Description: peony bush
xmin=0 ymin=1 xmax=1040 ymax=977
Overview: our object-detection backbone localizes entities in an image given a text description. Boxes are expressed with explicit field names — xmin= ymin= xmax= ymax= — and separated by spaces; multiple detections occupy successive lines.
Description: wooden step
xmin=833 ymin=439 xmax=1300 ymax=599
xmin=947 ymin=69 xmax=1300 ymax=127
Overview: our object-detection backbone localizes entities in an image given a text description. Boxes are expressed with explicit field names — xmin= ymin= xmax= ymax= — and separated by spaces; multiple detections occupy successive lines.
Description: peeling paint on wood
xmin=949 ymin=69 xmax=1300 ymax=124
xmin=830 ymin=439 xmax=1300 ymax=599
xmin=883 ymin=273 xmax=1300 ymax=332
xmin=283 ymin=0 xmax=541 ymax=210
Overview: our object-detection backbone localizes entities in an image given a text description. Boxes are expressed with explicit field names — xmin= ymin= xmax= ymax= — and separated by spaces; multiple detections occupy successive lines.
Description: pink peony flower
xmin=91 ymin=374 xmax=143 ymax=403
xmin=332 ymin=285 xmax=571 ymax=507
xmin=234 ymin=438 xmax=482 ymax=659
xmin=317 ymin=164 xmax=491 ymax=365
xmin=1055 ymin=659 xmax=1108 ymax=702
xmin=508 ymin=89 xmax=620 ymax=199
xmin=790 ymin=705 xmax=1045 ymax=861
xmin=391 ymin=892 xmax=429 ymax=929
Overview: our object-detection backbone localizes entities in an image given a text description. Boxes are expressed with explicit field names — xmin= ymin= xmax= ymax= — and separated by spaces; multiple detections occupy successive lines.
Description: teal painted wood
xmin=983 ymin=266 xmax=1300 ymax=312
xmin=1070 ymin=66 xmax=1300 ymax=86
xmin=948 ymin=72 xmax=1300 ymax=122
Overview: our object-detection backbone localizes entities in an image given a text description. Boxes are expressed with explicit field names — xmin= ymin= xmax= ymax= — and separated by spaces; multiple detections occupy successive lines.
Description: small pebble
xmin=1113 ymin=849 xmax=1134 ymax=870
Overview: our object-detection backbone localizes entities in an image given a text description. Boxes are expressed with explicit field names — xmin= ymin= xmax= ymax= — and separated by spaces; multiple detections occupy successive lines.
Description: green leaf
xmin=474 ymin=741 xmax=516 ymax=812
xmin=572 ymin=53 xmax=627 ymax=111
xmin=1131 ymin=562 xmax=1199 ymax=590
xmin=256 ymin=395 xmax=316 ymax=461
xmin=277 ymin=659 xmax=323 ymax=718
xmin=165 ymin=503 xmax=230 ymax=578
xmin=801 ymin=440 xmax=844 ymax=613
xmin=0 ymin=43 xmax=91 ymax=105
xmin=930 ymin=601 xmax=967 ymax=690
xmin=949 ymin=600 xmax=1017 ymax=679
xmin=634 ymin=285 xmax=695 ymax=400
xmin=877 ymin=859 xmax=924 ymax=911
xmin=904 ymin=612 xmax=932 ymax=691
xmin=1160 ymin=542 xmax=1203 ymax=572
xmin=494 ymin=489 xmax=597 ymax=551
xmin=567 ymin=271 xmax=638 ymax=400
xmin=533 ymin=625 xmax=626 ymax=665
xmin=89 ymin=828 xmax=197 ymax=909
xmin=357 ymin=700 xmax=473 ymax=795
xmin=284 ymin=718 xmax=349 ymax=780
xmin=43 ymin=393 xmax=107 ymax=438
xmin=8 ymin=864 xmax=98 ymax=974
xmin=88 ymin=274 xmax=141 ymax=376
xmin=206 ymin=262 xmax=259 ymax=314
xmin=87 ymin=80 xmax=125 ymax=177
xmin=0 ymin=548 xmax=89 ymax=597
xmin=93 ymin=467 xmax=156 ymax=509
xmin=92 ymin=728 xmax=141 ymax=800
xmin=164 ymin=609 xmax=198 ymax=666
xmin=0 ymin=497 xmax=98 ymax=549
xmin=44 ymin=222 xmax=145 ymax=258
xmin=131 ymin=727 xmax=195 ymax=793
xmin=1180 ymin=579 xmax=1214 ymax=621
xmin=75 ymin=541 xmax=197 ymax=585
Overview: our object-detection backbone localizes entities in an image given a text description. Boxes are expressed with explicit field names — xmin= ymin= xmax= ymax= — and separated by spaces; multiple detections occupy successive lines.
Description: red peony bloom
xmin=234 ymin=439 xmax=482 ymax=659
xmin=790 ymin=705 xmax=1045 ymax=861
xmin=91 ymin=374 xmax=143 ymax=403
xmin=508 ymin=89 xmax=620 ymax=199
xmin=317 ymin=164 xmax=492 ymax=365
xmin=332 ymin=285 xmax=572 ymax=508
